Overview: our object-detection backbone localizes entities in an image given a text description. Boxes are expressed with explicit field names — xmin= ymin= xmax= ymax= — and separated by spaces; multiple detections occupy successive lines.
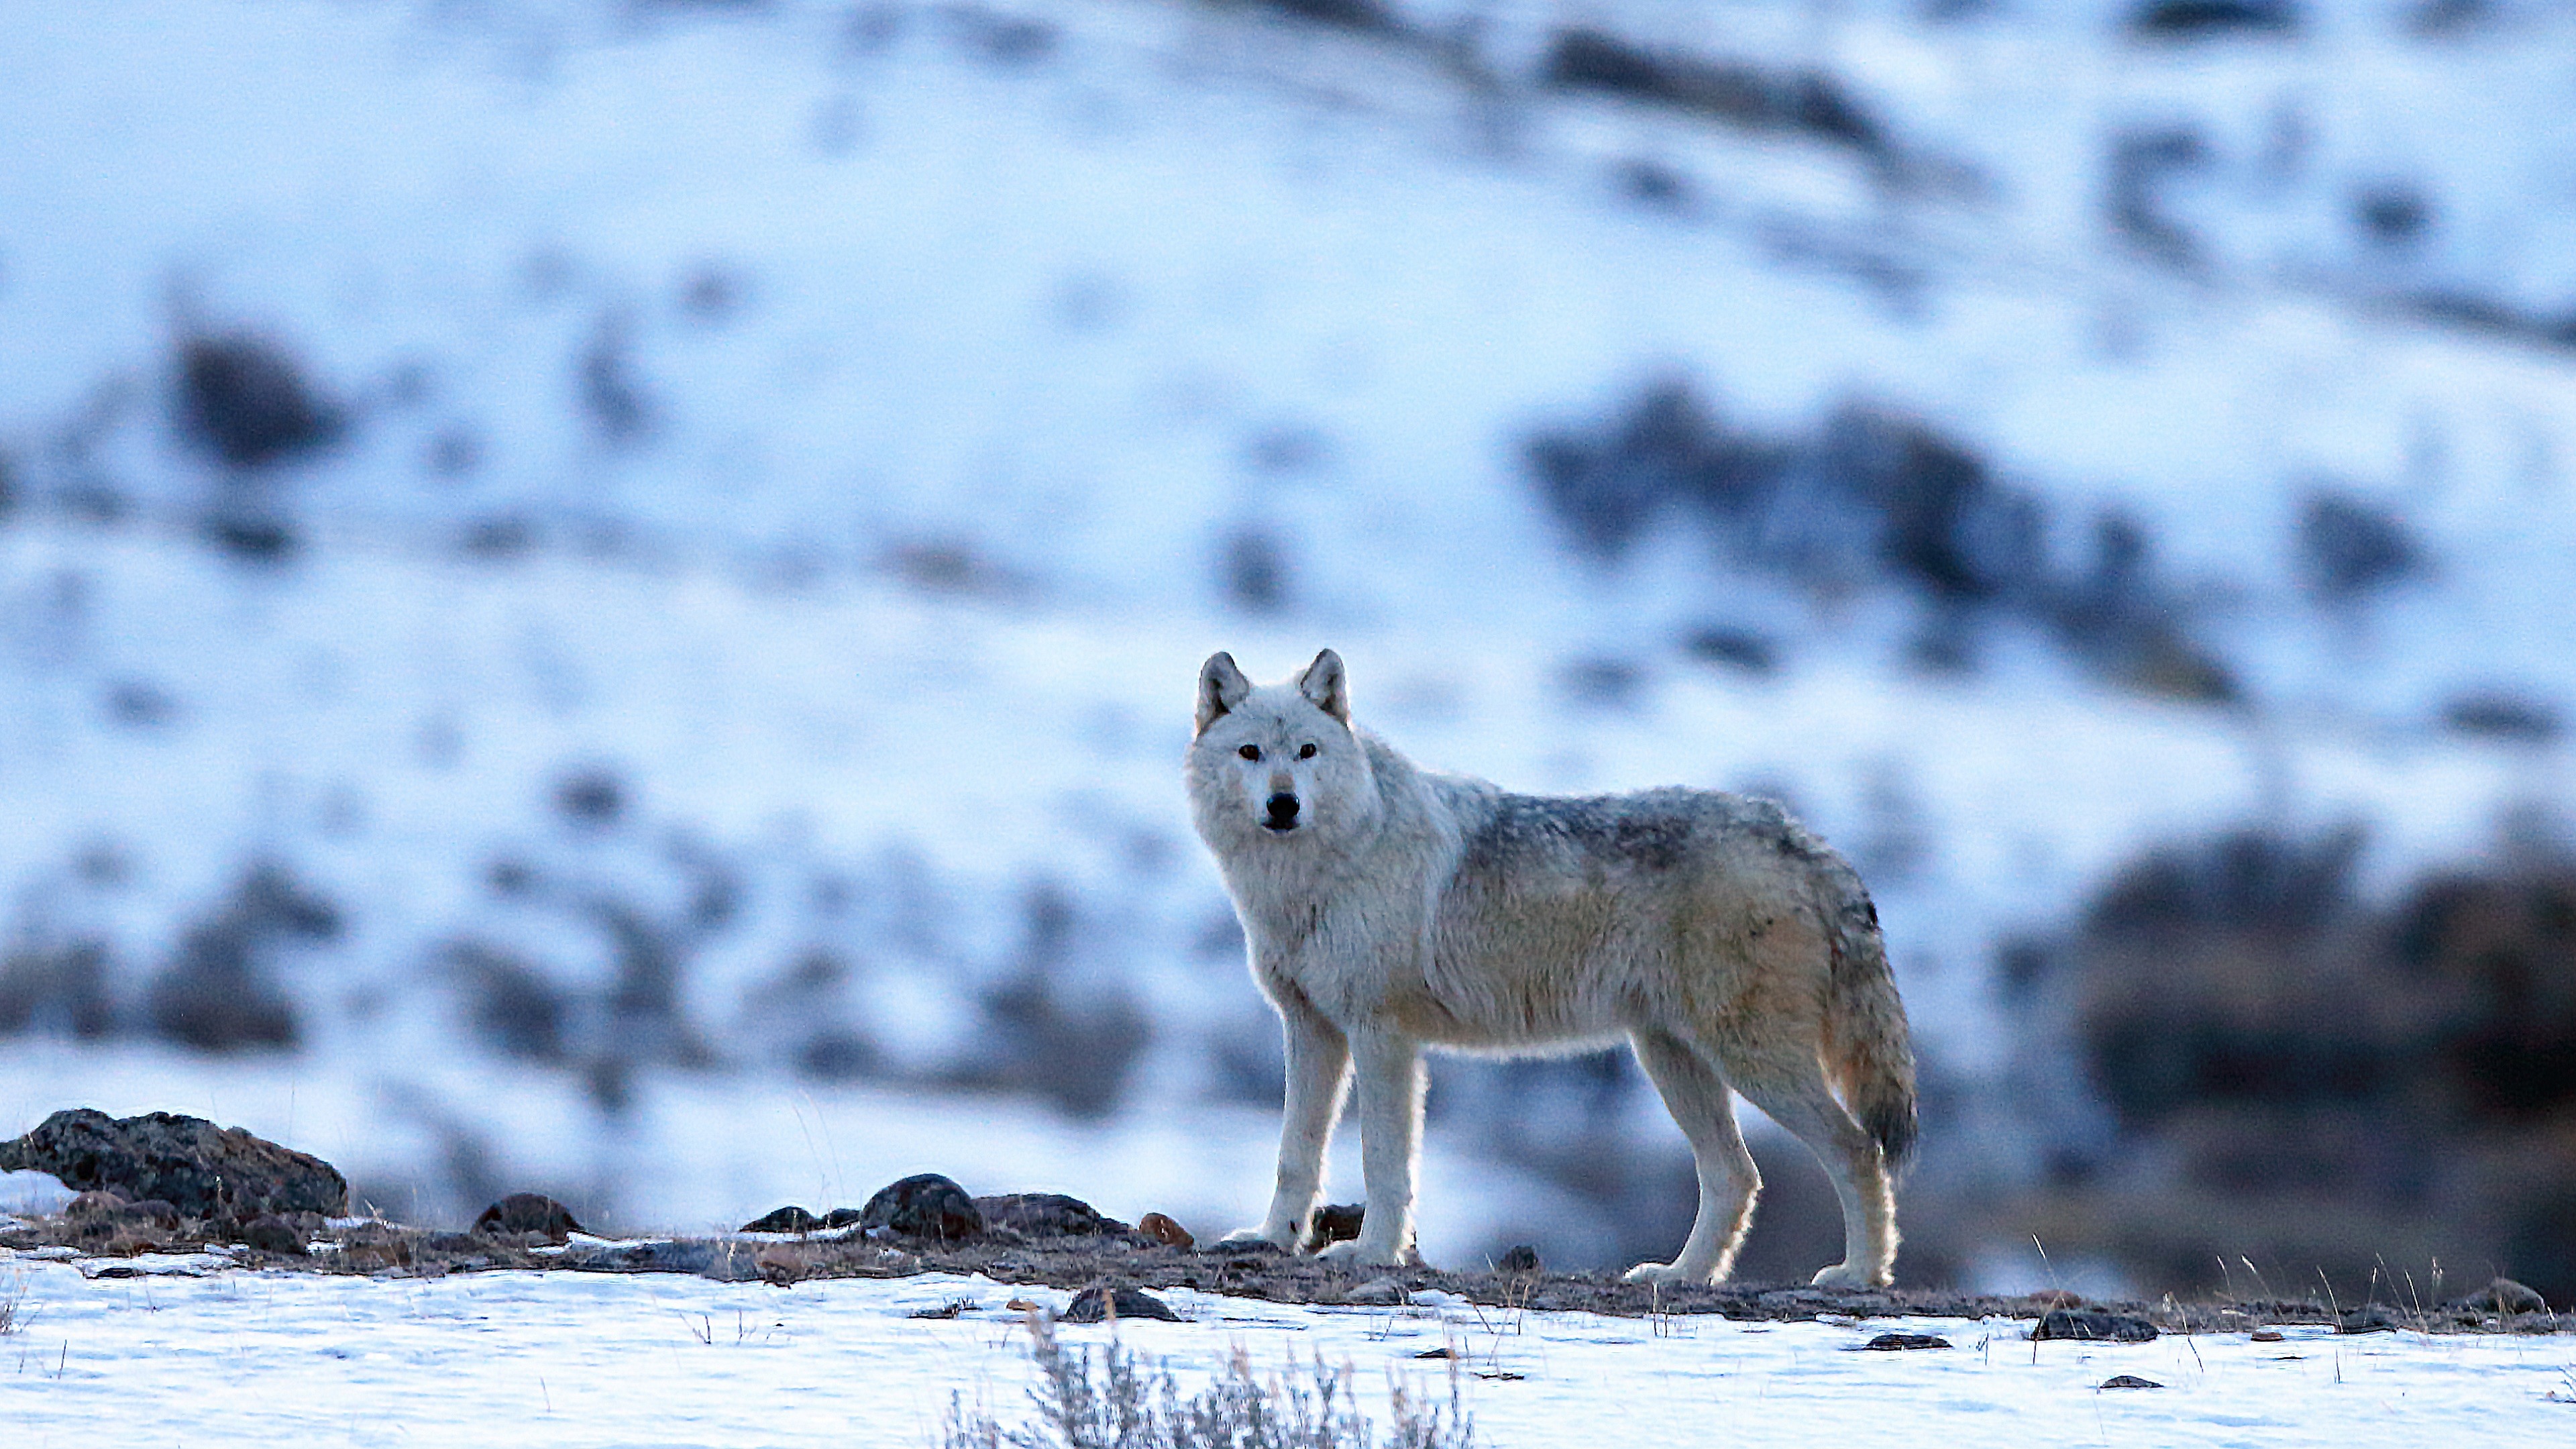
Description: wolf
xmin=1186 ymin=649 xmax=1917 ymax=1286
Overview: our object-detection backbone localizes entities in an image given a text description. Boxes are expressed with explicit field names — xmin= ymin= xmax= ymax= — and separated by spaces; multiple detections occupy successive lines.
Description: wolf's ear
xmin=1297 ymin=648 xmax=1350 ymax=724
xmin=1196 ymin=651 xmax=1253 ymax=735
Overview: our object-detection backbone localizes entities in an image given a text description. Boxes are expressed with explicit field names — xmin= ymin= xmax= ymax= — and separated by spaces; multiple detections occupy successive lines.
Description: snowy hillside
xmin=2 ymin=0 xmax=2572 ymax=1286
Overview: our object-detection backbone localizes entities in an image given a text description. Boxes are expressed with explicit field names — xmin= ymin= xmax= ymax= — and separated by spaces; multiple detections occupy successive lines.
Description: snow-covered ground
xmin=2 ymin=1260 xmax=2571 ymax=1448
xmin=3 ymin=0 xmax=2573 ymax=1275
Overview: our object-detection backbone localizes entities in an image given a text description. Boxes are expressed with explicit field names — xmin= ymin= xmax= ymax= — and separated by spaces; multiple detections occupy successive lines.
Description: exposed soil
xmin=3 ymin=1210 xmax=2564 ymax=1336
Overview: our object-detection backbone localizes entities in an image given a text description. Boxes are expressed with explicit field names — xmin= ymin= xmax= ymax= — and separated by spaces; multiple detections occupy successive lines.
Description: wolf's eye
xmin=1297 ymin=743 xmax=1318 ymax=759
xmin=1238 ymin=744 xmax=1261 ymax=761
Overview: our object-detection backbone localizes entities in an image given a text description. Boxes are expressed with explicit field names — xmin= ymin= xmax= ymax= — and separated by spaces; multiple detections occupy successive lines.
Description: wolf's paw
xmin=1315 ymin=1237 xmax=1405 ymax=1267
xmin=1621 ymin=1260 xmax=1709 ymax=1286
xmin=1809 ymin=1262 xmax=1888 ymax=1289
xmin=1217 ymin=1225 xmax=1297 ymax=1252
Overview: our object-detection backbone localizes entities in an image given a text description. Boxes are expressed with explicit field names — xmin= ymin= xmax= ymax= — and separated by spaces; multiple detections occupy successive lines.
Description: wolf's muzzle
xmin=1264 ymin=792 xmax=1301 ymax=831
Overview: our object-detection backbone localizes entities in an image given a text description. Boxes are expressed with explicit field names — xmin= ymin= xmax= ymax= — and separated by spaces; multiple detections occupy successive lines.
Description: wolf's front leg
xmin=1222 ymin=995 xmax=1350 ymax=1251
xmin=1313 ymin=1027 xmax=1423 ymax=1267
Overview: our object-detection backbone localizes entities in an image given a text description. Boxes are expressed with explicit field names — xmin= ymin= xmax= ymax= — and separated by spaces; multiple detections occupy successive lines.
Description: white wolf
xmin=1186 ymin=649 xmax=1917 ymax=1286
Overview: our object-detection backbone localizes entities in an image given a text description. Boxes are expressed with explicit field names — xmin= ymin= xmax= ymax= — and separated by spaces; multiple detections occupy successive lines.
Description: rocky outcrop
xmin=0 ymin=1108 xmax=346 ymax=1220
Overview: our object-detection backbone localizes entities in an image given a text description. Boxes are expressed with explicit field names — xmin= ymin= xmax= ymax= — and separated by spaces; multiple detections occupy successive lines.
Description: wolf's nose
xmin=1264 ymin=792 xmax=1301 ymax=830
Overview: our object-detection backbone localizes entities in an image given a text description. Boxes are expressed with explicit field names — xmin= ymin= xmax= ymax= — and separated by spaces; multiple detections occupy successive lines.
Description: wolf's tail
xmin=1817 ymin=863 xmax=1918 ymax=1172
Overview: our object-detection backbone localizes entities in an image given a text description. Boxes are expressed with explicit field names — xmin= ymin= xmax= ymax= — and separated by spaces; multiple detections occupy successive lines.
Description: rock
xmin=2033 ymin=1308 xmax=2159 ymax=1343
xmin=973 ymin=1192 xmax=1116 ymax=1239
xmin=1862 ymin=1332 xmax=1951 ymax=1350
xmin=1303 ymin=1203 xmax=1364 ymax=1252
xmin=0 ymin=1108 xmax=347 ymax=1220
xmin=472 ymin=1192 xmax=584 ymax=1244
xmin=1495 ymin=1244 xmax=1541 ymax=1274
xmin=2336 ymin=1305 xmax=2403 ymax=1335
xmin=820 ymin=1208 xmax=865 ymax=1229
xmin=240 ymin=1214 xmax=307 ymax=1256
xmin=1138 ymin=1212 xmax=1194 ymax=1249
xmin=65 ymin=1190 xmax=131 ymax=1219
xmin=1345 ymin=1276 xmax=1404 ymax=1305
xmin=2455 ymin=1277 xmax=2548 ymax=1315
xmin=2250 ymin=1328 xmax=2285 ymax=1342
xmin=860 ymin=1174 xmax=982 ymax=1242
xmin=1206 ymin=1236 xmax=1282 ymax=1256
xmin=739 ymin=1205 xmax=821 ymax=1234
xmin=1062 ymin=1284 xmax=1181 ymax=1323
xmin=2099 ymin=1375 xmax=2163 ymax=1389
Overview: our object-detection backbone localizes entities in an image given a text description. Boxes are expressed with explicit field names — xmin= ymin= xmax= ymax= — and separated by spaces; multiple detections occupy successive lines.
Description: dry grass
xmin=944 ymin=1312 xmax=1474 ymax=1449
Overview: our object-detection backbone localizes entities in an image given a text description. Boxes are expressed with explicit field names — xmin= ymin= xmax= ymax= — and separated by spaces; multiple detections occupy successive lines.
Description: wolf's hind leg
xmin=1727 ymin=1058 xmax=1896 ymax=1289
xmin=1225 ymin=994 xmax=1350 ymax=1251
xmin=1621 ymin=1028 xmax=1760 ymax=1285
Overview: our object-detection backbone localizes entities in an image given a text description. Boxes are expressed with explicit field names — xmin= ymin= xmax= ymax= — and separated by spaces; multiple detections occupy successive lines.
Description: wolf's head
xmin=1185 ymin=649 xmax=1379 ymax=849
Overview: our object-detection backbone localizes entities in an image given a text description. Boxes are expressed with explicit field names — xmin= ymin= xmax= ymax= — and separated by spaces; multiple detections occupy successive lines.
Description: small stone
xmin=1138 ymin=1212 xmax=1195 ymax=1249
xmin=2250 ymin=1328 xmax=2284 ymax=1342
xmin=820 ymin=1208 xmax=865 ymax=1229
xmin=739 ymin=1205 xmax=821 ymax=1234
xmin=1207 ymin=1237 xmax=1282 ymax=1257
xmin=1063 ymin=1284 xmax=1181 ymax=1323
xmin=241 ymin=1214 xmax=307 ymax=1256
xmin=1303 ymin=1203 xmax=1364 ymax=1252
xmin=1862 ymin=1332 xmax=1951 ymax=1351
xmin=861 ymin=1174 xmax=982 ymax=1242
xmin=975 ymin=1192 xmax=1116 ymax=1239
xmin=1495 ymin=1244 xmax=1541 ymax=1274
xmin=2455 ymin=1278 xmax=2547 ymax=1316
xmin=1414 ymin=1347 xmax=1459 ymax=1359
xmin=472 ymin=1192 xmax=584 ymax=1244
xmin=1345 ymin=1276 xmax=1403 ymax=1305
xmin=2099 ymin=1375 xmax=2163 ymax=1390
xmin=2033 ymin=1308 xmax=2159 ymax=1343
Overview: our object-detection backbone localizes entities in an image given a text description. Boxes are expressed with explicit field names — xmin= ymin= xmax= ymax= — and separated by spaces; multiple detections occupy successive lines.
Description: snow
xmin=2 ymin=1260 xmax=2570 ymax=1446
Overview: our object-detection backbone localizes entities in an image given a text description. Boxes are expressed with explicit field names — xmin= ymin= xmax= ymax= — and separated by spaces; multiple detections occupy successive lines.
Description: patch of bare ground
xmin=3 ymin=1211 xmax=2565 ymax=1334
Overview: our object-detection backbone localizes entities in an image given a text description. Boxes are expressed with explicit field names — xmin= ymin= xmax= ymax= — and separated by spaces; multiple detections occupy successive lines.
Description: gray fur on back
xmin=1454 ymin=786 xmax=1819 ymax=883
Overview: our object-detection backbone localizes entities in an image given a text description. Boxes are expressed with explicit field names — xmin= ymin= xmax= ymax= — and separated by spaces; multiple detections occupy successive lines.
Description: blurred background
xmin=2 ymin=0 xmax=2571 ymax=1302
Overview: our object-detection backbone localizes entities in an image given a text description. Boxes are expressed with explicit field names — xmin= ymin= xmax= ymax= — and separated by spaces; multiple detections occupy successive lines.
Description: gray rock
xmin=2099 ymin=1375 xmax=2163 ymax=1389
xmin=2455 ymin=1277 xmax=2547 ymax=1315
xmin=473 ymin=1193 xmax=584 ymax=1244
xmin=1063 ymin=1284 xmax=1181 ymax=1323
xmin=860 ymin=1173 xmax=983 ymax=1242
xmin=0 ymin=1108 xmax=347 ymax=1220
xmin=2033 ymin=1308 xmax=2159 ymax=1342
xmin=1345 ymin=1276 xmax=1404 ymax=1305
xmin=240 ymin=1214 xmax=308 ymax=1256
xmin=1302 ymin=1203 xmax=1364 ymax=1252
xmin=974 ymin=1192 xmax=1120 ymax=1239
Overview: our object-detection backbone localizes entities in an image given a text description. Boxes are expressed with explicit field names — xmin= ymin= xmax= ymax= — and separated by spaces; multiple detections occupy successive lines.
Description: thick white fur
xmin=1185 ymin=649 xmax=1918 ymax=1287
